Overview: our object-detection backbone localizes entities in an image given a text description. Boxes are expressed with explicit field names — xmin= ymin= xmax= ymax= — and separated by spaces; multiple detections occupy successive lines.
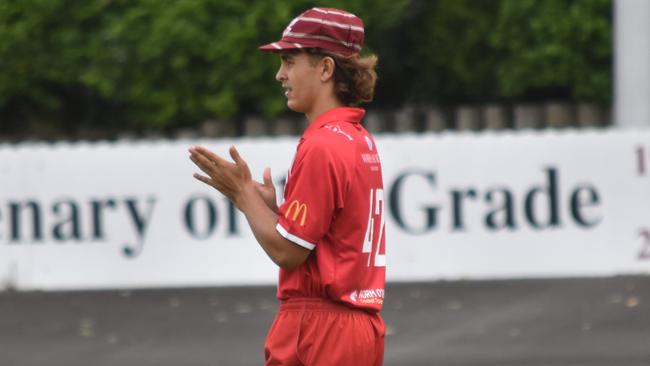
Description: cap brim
xmin=259 ymin=40 xmax=305 ymax=53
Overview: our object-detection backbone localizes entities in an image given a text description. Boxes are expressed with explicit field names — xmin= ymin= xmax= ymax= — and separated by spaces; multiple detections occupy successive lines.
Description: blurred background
xmin=0 ymin=0 xmax=614 ymax=140
xmin=2 ymin=1 xmax=650 ymax=366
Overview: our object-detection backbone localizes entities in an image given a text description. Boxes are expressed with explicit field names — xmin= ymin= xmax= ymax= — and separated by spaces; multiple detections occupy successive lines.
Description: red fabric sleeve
xmin=276 ymin=139 xmax=347 ymax=250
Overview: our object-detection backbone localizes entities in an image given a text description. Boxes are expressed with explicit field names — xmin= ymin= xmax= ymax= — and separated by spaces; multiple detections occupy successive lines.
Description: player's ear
xmin=319 ymin=56 xmax=335 ymax=82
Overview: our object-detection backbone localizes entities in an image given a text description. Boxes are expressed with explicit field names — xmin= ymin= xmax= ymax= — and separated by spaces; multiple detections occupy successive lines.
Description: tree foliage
xmin=372 ymin=0 xmax=501 ymax=106
xmin=0 ymin=0 xmax=612 ymax=137
xmin=491 ymin=0 xmax=612 ymax=102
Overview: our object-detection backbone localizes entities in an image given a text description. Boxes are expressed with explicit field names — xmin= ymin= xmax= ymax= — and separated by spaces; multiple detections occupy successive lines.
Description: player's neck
xmin=305 ymin=93 xmax=344 ymax=123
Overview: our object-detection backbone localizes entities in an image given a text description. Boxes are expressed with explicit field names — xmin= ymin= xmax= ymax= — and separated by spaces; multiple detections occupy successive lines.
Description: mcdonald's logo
xmin=285 ymin=200 xmax=308 ymax=226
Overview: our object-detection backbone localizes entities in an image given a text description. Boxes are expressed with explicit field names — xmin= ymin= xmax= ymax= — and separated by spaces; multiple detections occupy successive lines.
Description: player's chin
xmin=286 ymin=100 xmax=306 ymax=113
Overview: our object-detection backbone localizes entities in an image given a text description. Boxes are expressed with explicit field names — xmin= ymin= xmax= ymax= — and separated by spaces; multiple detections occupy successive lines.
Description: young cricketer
xmin=189 ymin=7 xmax=386 ymax=365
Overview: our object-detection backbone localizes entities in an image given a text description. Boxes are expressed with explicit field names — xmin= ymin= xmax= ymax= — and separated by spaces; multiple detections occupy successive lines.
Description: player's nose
xmin=276 ymin=66 xmax=287 ymax=82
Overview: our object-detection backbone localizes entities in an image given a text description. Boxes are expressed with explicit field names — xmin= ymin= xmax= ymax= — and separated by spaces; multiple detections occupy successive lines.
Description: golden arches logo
xmin=285 ymin=200 xmax=307 ymax=226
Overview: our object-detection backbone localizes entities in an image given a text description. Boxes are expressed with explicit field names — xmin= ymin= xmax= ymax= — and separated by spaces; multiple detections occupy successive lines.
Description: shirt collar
xmin=304 ymin=107 xmax=366 ymax=136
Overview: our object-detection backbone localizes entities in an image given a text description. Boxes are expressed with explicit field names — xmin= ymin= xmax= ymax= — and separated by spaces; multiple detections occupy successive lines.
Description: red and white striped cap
xmin=259 ymin=7 xmax=364 ymax=56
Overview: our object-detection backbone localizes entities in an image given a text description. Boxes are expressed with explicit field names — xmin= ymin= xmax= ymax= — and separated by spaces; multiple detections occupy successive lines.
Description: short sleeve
xmin=276 ymin=140 xmax=347 ymax=250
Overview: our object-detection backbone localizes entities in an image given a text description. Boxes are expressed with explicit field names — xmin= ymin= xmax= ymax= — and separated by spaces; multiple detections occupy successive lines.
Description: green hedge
xmin=0 ymin=0 xmax=611 ymax=136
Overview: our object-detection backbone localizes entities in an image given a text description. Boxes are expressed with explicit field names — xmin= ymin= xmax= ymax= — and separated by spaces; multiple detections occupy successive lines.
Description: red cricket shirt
xmin=275 ymin=107 xmax=386 ymax=313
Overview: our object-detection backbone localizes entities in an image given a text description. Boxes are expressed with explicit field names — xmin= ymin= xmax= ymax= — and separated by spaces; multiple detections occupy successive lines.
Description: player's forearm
xmin=236 ymin=184 xmax=308 ymax=270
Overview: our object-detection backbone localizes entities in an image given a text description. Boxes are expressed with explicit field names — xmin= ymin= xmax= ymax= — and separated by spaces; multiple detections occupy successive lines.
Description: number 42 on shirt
xmin=363 ymin=188 xmax=386 ymax=267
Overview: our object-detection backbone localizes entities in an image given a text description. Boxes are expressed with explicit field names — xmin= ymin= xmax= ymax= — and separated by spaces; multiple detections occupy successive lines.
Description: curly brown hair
xmin=305 ymin=49 xmax=378 ymax=106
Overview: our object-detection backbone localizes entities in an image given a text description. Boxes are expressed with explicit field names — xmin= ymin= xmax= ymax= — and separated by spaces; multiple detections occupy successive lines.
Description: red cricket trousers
xmin=264 ymin=297 xmax=385 ymax=366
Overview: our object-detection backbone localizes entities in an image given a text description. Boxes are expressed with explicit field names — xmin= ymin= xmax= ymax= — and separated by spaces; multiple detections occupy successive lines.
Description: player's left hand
xmin=189 ymin=145 xmax=253 ymax=208
xmin=255 ymin=167 xmax=278 ymax=213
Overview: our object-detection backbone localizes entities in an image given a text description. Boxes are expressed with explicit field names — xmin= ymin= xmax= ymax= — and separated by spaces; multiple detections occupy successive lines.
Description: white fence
xmin=0 ymin=128 xmax=649 ymax=291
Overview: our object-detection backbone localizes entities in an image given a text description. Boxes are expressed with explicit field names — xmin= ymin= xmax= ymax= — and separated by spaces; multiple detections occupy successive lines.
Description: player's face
xmin=276 ymin=52 xmax=322 ymax=114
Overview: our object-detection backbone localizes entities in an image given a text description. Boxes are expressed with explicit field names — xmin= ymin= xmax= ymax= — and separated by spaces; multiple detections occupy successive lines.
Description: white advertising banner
xmin=0 ymin=129 xmax=649 ymax=290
